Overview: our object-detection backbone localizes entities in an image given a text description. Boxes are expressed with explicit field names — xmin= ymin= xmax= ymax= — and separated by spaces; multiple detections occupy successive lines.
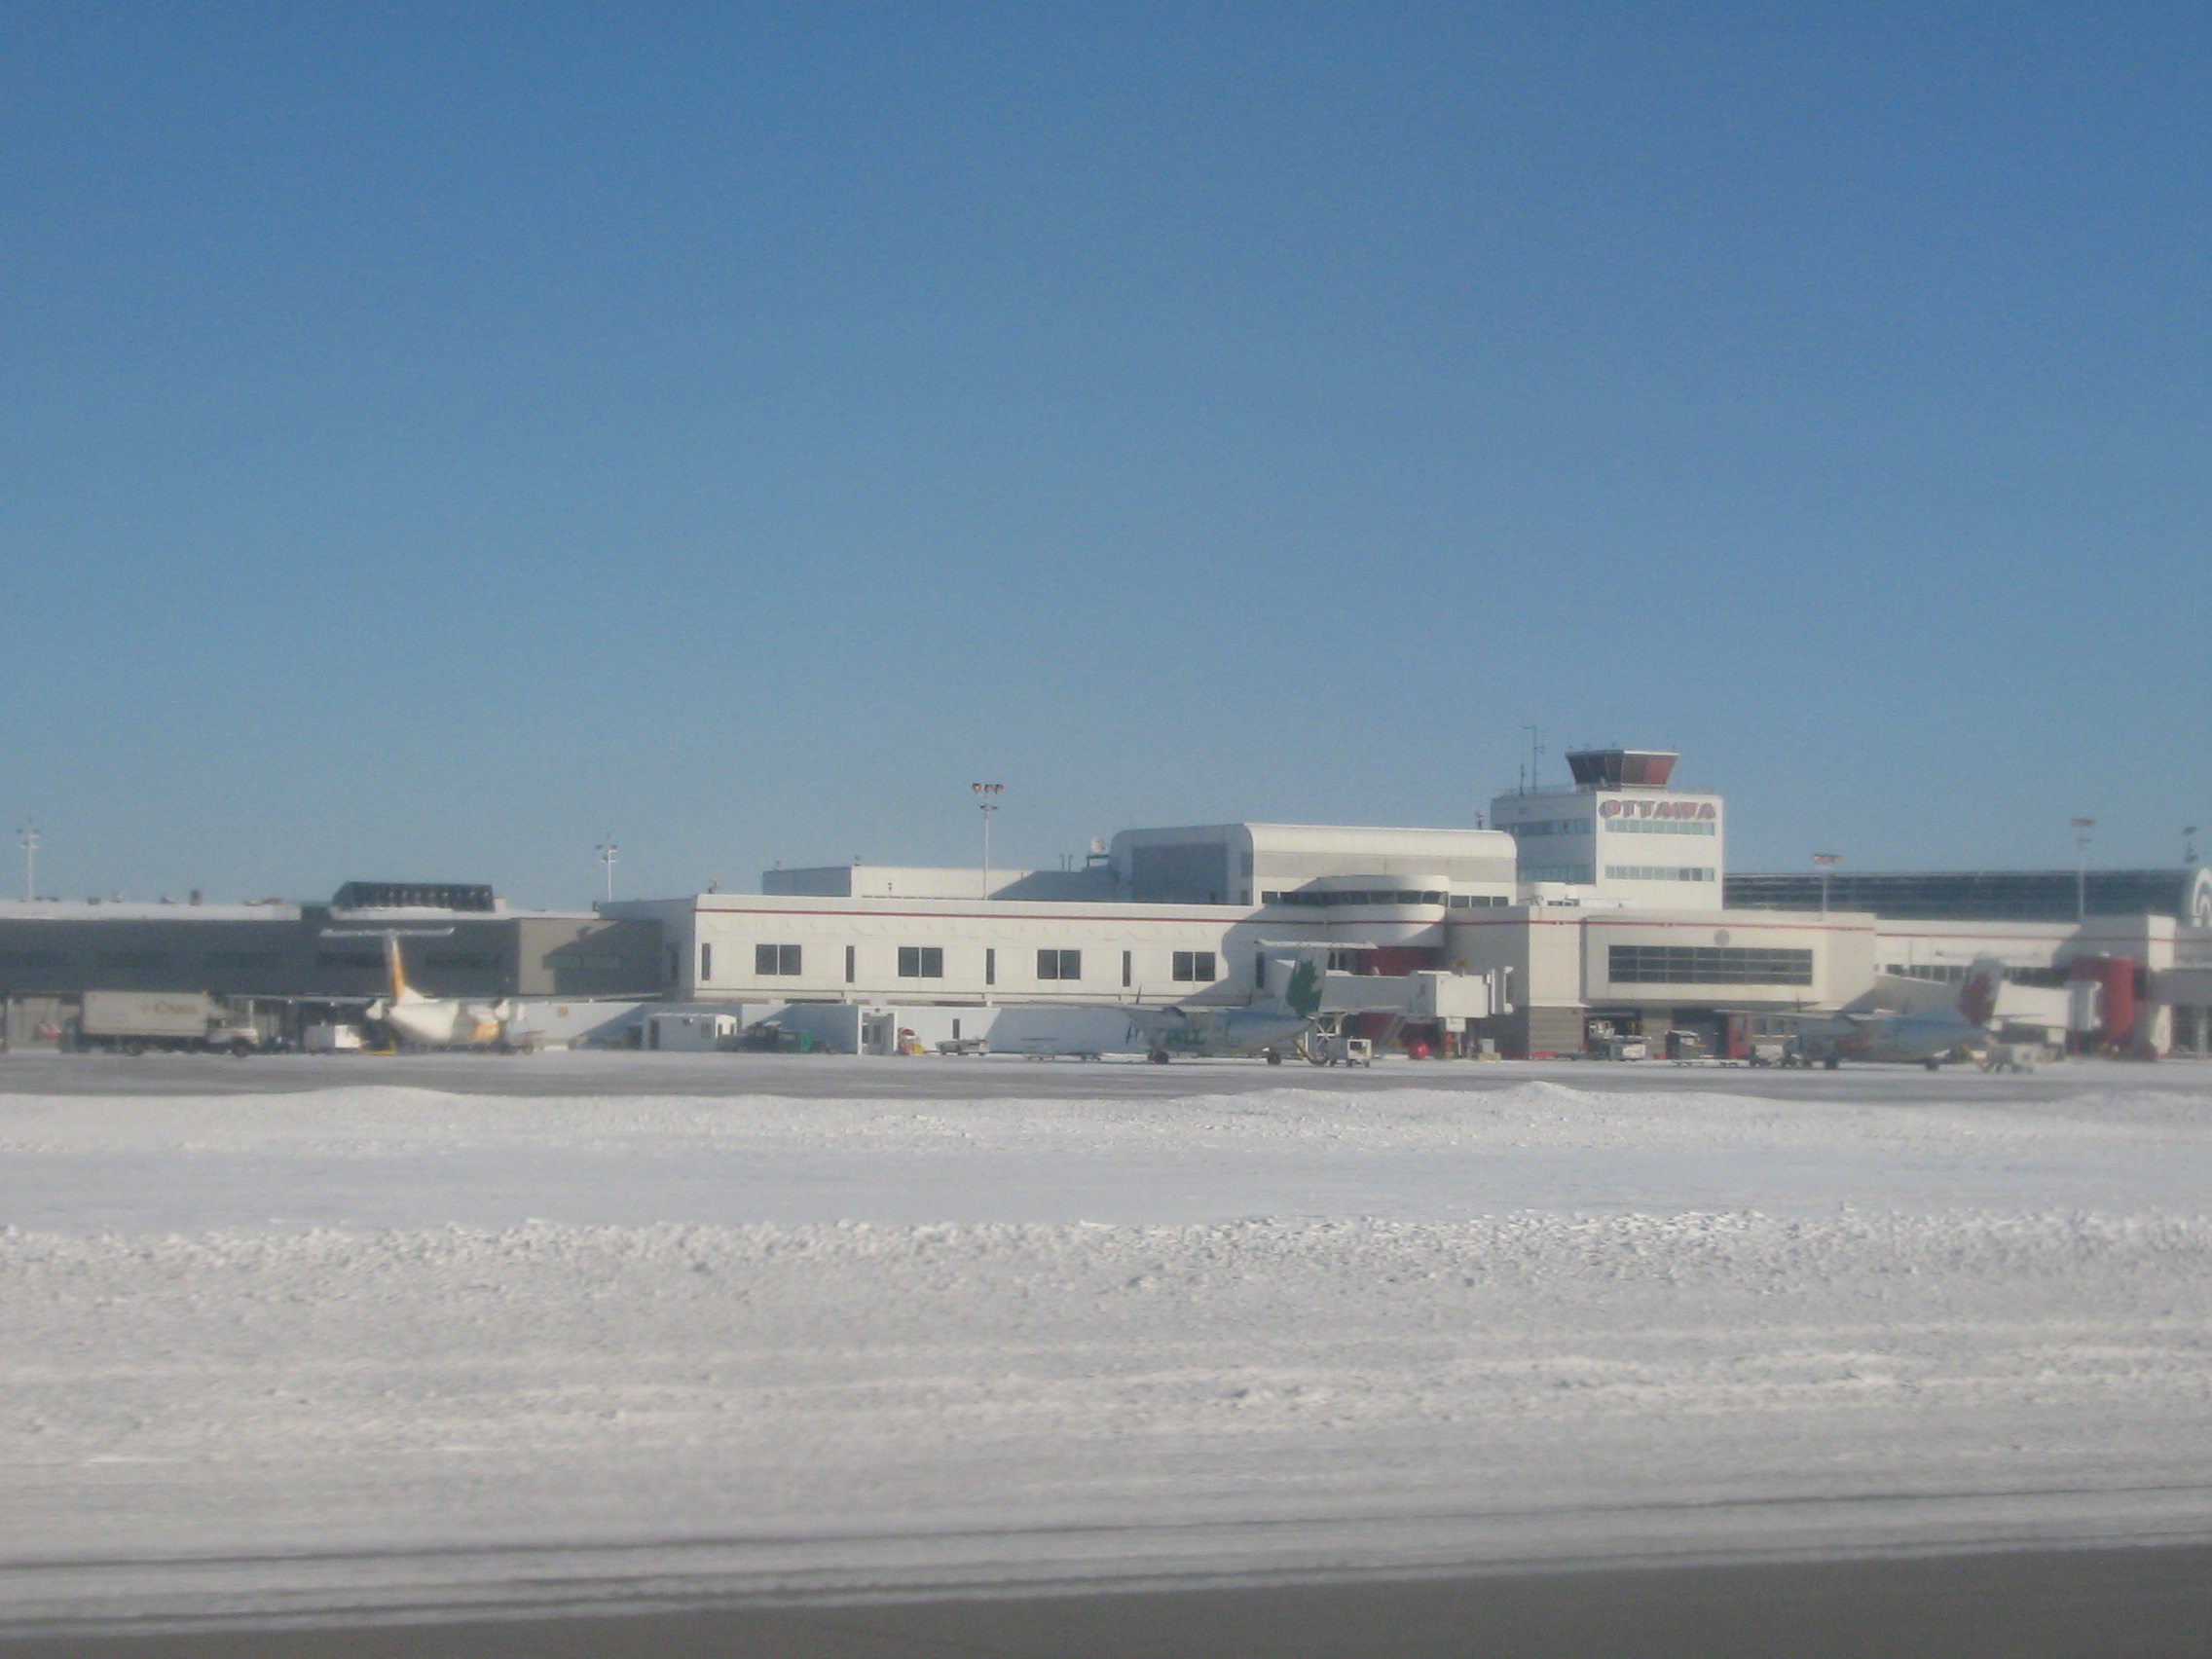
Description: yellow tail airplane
xmin=347 ymin=930 xmax=514 ymax=1049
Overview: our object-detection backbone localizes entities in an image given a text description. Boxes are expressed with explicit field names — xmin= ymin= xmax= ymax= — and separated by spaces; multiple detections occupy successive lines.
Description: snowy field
xmin=3 ymin=1051 xmax=2211 ymax=1633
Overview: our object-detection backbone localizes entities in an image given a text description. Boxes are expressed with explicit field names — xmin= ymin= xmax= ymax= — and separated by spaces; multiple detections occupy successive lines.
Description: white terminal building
xmin=608 ymin=748 xmax=2212 ymax=1060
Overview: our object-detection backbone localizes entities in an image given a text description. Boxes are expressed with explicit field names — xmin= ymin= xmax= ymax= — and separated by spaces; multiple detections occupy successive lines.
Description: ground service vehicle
xmin=76 ymin=991 xmax=260 ymax=1056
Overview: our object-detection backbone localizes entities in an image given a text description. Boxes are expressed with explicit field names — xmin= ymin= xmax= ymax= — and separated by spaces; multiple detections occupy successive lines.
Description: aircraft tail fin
xmin=1251 ymin=954 xmax=1323 ymax=1018
xmin=385 ymin=935 xmax=421 ymax=1005
xmin=1956 ymin=955 xmax=2006 ymax=1026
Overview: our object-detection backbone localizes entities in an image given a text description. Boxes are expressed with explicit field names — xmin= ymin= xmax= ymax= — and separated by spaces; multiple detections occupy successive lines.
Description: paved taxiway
xmin=1 ymin=1048 xmax=2201 ymax=1104
xmin=6 ymin=1542 xmax=2211 ymax=1658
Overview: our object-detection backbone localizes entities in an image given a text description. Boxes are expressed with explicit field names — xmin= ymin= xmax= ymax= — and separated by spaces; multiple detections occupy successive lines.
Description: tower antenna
xmin=595 ymin=834 xmax=619 ymax=905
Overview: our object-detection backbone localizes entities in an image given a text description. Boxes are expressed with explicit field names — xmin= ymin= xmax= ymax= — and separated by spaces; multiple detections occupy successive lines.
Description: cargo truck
xmin=75 ymin=991 xmax=261 ymax=1056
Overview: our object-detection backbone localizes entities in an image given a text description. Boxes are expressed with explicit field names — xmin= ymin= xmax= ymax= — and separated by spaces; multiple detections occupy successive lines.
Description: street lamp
xmin=1812 ymin=852 xmax=1840 ymax=916
xmin=2072 ymin=819 xmax=2095 ymax=921
xmin=596 ymin=834 xmax=619 ymax=905
xmin=17 ymin=821 xmax=38 ymax=903
xmin=972 ymin=784 xmax=1003 ymax=900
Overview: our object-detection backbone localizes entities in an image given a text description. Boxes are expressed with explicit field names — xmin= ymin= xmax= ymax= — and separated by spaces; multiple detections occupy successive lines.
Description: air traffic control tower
xmin=1490 ymin=748 xmax=1726 ymax=907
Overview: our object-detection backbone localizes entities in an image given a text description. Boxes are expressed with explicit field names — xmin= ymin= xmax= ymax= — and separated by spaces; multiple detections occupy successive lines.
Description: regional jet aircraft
xmin=1784 ymin=955 xmax=2004 ymax=1070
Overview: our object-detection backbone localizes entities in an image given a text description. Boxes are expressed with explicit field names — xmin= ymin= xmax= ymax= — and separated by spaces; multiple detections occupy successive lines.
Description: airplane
xmin=350 ymin=931 xmax=514 ymax=1050
xmin=1781 ymin=955 xmax=2005 ymax=1070
xmin=1124 ymin=958 xmax=1324 ymax=1064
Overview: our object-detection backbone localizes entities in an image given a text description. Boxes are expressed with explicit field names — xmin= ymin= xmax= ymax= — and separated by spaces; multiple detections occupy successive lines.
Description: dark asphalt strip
xmin=2 ymin=1050 xmax=2194 ymax=1103
xmin=5 ymin=1542 xmax=2211 ymax=1659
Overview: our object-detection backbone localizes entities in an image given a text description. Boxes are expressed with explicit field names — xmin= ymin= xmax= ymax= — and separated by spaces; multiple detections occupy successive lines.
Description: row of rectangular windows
xmin=1608 ymin=944 xmax=1814 ymax=986
xmin=1261 ymin=890 xmax=1508 ymax=908
xmin=717 ymin=944 xmax=1218 ymax=986
xmin=0 ymin=951 xmax=497 ymax=976
xmin=1504 ymin=820 xmax=1715 ymax=838
xmin=1885 ymin=962 xmax=2069 ymax=987
xmin=1521 ymin=866 xmax=1594 ymax=884
xmin=1604 ymin=866 xmax=1716 ymax=882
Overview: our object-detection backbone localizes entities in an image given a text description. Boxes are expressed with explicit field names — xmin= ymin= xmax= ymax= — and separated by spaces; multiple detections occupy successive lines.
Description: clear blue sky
xmin=2 ymin=3 xmax=2204 ymax=907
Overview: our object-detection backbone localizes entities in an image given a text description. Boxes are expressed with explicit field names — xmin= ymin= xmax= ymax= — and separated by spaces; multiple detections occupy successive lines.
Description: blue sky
xmin=2 ymin=3 xmax=2204 ymax=907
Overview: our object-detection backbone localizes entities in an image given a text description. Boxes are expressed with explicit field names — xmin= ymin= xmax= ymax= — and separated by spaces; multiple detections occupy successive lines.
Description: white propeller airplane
xmin=1124 ymin=958 xmax=1324 ymax=1064
xmin=1782 ymin=954 xmax=2005 ymax=1070
xmin=342 ymin=930 xmax=514 ymax=1050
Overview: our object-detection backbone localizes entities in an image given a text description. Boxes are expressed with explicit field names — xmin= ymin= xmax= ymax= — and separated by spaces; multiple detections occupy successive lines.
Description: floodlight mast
xmin=972 ymin=784 xmax=1003 ymax=900
xmin=1812 ymin=852 xmax=1840 ymax=916
xmin=596 ymin=835 xmax=619 ymax=905
xmin=2072 ymin=819 xmax=2095 ymax=921
xmin=17 ymin=821 xmax=37 ymax=903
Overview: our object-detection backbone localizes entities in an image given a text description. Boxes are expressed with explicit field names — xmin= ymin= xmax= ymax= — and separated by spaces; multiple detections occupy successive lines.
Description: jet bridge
xmin=1318 ymin=970 xmax=1495 ymax=1020
xmin=1255 ymin=940 xmax=1498 ymax=1020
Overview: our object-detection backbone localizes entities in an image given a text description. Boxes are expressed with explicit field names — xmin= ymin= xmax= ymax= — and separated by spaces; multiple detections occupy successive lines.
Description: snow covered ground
xmin=3 ymin=1053 xmax=2210 ymax=1632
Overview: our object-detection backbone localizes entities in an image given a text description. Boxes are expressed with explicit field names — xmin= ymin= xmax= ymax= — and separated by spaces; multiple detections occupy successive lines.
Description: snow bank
xmin=3 ymin=1078 xmax=2211 ymax=1628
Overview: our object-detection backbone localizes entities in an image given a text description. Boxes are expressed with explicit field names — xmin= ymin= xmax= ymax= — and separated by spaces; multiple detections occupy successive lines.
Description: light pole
xmin=17 ymin=821 xmax=37 ymax=903
xmin=2072 ymin=818 xmax=2094 ymax=920
xmin=972 ymin=783 xmax=1003 ymax=899
xmin=596 ymin=835 xmax=619 ymax=905
xmin=1812 ymin=852 xmax=1840 ymax=916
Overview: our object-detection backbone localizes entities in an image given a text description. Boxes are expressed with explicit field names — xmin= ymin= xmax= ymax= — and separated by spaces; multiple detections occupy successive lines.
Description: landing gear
xmin=1823 ymin=1055 xmax=1840 ymax=1070
xmin=1147 ymin=1049 xmax=1171 ymax=1065
xmin=1923 ymin=1055 xmax=1942 ymax=1071
xmin=1266 ymin=1049 xmax=1284 ymax=1065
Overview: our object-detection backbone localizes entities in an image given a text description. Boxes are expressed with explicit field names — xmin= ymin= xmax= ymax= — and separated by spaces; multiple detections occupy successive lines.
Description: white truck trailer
xmin=76 ymin=991 xmax=261 ymax=1056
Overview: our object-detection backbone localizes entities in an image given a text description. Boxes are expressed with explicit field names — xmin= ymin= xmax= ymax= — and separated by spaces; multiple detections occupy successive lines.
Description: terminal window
xmin=755 ymin=943 xmax=802 ymax=977
xmin=1172 ymin=950 xmax=1218 ymax=982
xmin=1257 ymin=889 xmax=1447 ymax=907
xmin=897 ymin=945 xmax=944 ymax=978
xmin=203 ymin=951 xmax=280 ymax=977
xmin=1608 ymin=944 xmax=1813 ymax=986
xmin=1037 ymin=948 xmax=1082 ymax=981
xmin=96 ymin=951 xmax=170 ymax=975
xmin=1604 ymin=866 xmax=1715 ymax=882
xmin=1521 ymin=866 xmax=1595 ymax=885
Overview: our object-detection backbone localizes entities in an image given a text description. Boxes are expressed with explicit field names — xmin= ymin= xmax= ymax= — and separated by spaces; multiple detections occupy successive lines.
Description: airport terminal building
xmin=4 ymin=749 xmax=2207 ymax=1058
xmin=608 ymin=752 xmax=2212 ymax=1060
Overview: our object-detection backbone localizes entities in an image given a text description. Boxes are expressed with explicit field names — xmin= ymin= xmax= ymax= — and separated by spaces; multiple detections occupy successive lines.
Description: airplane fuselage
xmin=383 ymin=999 xmax=506 ymax=1049
xmin=1793 ymin=1012 xmax=1984 ymax=1066
xmin=1136 ymin=1006 xmax=1311 ymax=1059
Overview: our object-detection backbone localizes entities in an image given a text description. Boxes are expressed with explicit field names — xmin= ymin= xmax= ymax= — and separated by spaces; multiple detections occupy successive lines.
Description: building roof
xmin=1724 ymin=867 xmax=2212 ymax=926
